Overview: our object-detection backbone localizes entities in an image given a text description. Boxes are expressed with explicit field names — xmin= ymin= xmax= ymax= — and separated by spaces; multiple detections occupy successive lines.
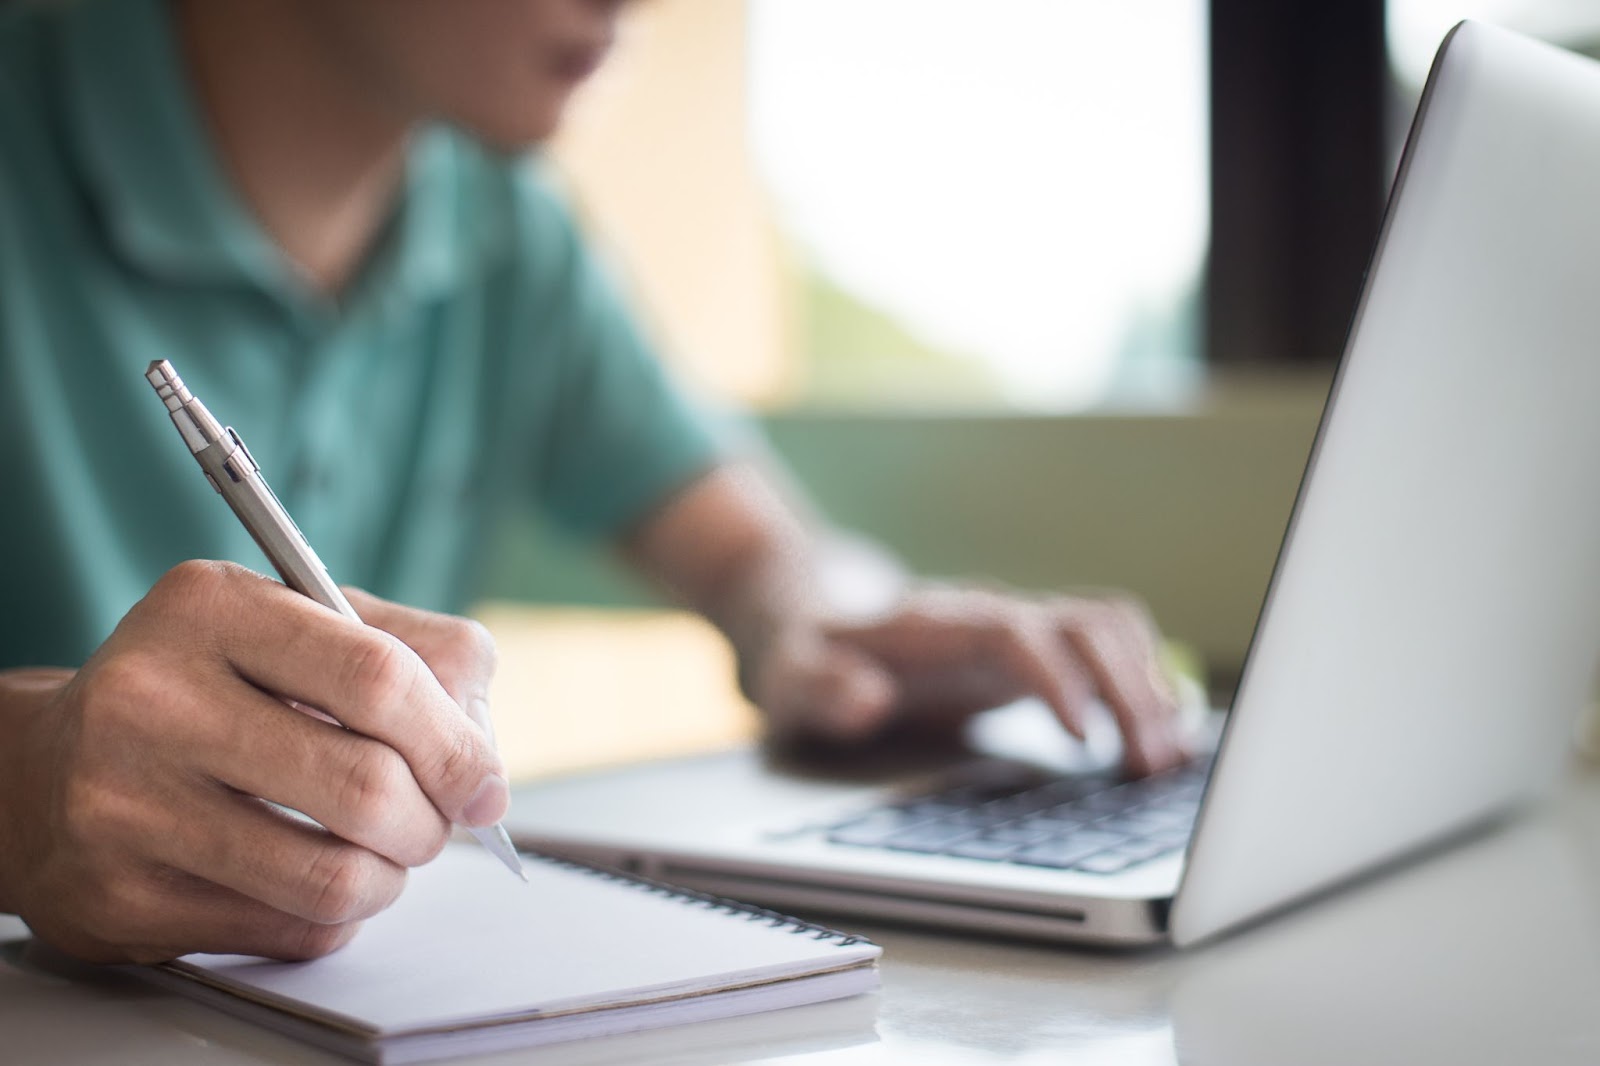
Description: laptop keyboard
xmin=821 ymin=758 xmax=1211 ymax=876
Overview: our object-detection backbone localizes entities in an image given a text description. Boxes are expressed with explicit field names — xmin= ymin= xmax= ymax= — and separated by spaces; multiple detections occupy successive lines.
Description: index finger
xmin=341 ymin=588 xmax=499 ymax=745
xmin=1055 ymin=600 xmax=1184 ymax=776
xmin=197 ymin=567 xmax=510 ymax=829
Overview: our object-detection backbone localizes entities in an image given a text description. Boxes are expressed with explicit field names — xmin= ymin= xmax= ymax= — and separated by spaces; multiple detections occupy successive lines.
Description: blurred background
xmin=481 ymin=0 xmax=1600 ymax=778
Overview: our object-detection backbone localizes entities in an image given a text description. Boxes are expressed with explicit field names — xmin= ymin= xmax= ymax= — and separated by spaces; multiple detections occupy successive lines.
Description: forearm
xmin=623 ymin=464 xmax=825 ymax=672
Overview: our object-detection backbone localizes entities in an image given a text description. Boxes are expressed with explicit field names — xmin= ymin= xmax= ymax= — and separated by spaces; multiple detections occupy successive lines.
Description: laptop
xmin=505 ymin=21 xmax=1600 ymax=948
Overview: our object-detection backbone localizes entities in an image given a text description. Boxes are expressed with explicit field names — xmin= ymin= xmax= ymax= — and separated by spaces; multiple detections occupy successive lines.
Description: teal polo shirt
xmin=0 ymin=0 xmax=723 ymax=669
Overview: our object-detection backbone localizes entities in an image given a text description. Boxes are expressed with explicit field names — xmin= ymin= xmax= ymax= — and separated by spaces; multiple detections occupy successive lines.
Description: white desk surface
xmin=6 ymin=762 xmax=1600 ymax=1066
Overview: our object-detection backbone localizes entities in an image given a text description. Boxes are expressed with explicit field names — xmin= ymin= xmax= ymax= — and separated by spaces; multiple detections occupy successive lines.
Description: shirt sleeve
xmin=527 ymin=188 xmax=726 ymax=540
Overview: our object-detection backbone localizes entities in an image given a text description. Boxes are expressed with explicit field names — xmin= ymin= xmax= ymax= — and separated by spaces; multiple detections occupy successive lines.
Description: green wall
xmin=483 ymin=378 xmax=1329 ymax=680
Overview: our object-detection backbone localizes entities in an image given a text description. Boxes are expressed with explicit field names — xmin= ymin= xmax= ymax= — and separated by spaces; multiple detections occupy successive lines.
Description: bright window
xmin=552 ymin=1 xmax=1209 ymax=412
xmin=749 ymin=1 xmax=1209 ymax=410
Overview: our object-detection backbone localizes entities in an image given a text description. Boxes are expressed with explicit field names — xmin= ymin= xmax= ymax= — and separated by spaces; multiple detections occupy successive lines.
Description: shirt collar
xmin=60 ymin=0 xmax=474 ymax=312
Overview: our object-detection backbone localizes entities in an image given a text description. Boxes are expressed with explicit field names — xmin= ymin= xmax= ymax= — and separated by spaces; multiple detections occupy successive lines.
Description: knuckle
xmin=975 ymin=610 xmax=1020 ymax=651
xmin=943 ymin=590 xmax=999 ymax=627
xmin=374 ymin=867 xmax=409 ymax=913
xmin=1059 ymin=604 xmax=1104 ymax=645
xmin=986 ymin=610 xmax=1038 ymax=657
xmin=85 ymin=875 xmax=165 ymax=949
xmin=153 ymin=559 xmax=235 ymax=609
xmin=60 ymin=776 xmax=122 ymax=845
xmin=1081 ymin=599 xmax=1125 ymax=634
xmin=75 ymin=872 xmax=132 ymax=937
xmin=422 ymin=616 xmax=499 ymax=706
xmin=450 ymin=618 xmax=499 ymax=676
xmin=288 ymin=919 xmax=357 ymax=960
xmin=427 ymin=724 xmax=486 ymax=795
xmin=1103 ymin=592 xmax=1147 ymax=619
xmin=339 ymin=633 xmax=418 ymax=712
xmin=78 ymin=651 xmax=157 ymax=722
xmin=303 ymin=847 xmax=376 ymax=926
xmin=338 ymin=743 xmax=408 ymax=838
xmin=408 ymin=815 xmax=454 ymax=867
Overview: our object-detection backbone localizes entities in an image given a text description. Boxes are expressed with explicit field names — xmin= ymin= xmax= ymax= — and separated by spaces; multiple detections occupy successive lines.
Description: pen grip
xmin=234 ymin=481 xmax=360 ymax=622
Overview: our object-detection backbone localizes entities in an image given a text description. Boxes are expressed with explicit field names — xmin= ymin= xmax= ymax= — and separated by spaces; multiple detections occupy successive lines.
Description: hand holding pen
xmin=0 ymin=365 xmax=519 ymax=966
xmin=145 ymin=360 xmax=524 ymax=883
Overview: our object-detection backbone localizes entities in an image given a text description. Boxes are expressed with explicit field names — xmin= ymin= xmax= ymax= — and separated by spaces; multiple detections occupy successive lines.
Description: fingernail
xmin=462 ymin=773 xmax=509 ymax=827
xmin=467 ymin=697 xmax=497 ymax=750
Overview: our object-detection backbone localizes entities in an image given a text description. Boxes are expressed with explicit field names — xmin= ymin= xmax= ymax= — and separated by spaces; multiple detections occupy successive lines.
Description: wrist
xmin=711 ymin=544 xmax=908 ymax=706
xmin=726 ymin=606 xmax=813 ymax=708
xmin=704 ymin=561 xmax=820 ymax=705
xmin=0 ymin=668 xmax=71 ymax=916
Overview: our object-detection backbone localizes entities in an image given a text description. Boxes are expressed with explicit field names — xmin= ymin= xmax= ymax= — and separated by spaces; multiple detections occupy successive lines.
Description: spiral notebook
xmin=135 ymin=844 xmax=881 ymax=1064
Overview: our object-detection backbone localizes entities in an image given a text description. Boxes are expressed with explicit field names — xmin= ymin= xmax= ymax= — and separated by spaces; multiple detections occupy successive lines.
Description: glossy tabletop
xmin=5 ymin=759 xmax=1600 ymax=1066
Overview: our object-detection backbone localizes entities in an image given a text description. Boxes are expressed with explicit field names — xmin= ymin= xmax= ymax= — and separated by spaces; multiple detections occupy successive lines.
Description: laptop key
xmin=1173 ymin=778 xmax=1206 ymax=796
xmin=1095 ymin=812 xmax=1172 ymax=836
xmin=878 ymin=821 xmax=980 ymax=854
xmin=950 ymin=803 xmax=1024 ymax=827
xmin=1012 ymin=830 xmax=1128 ymax=868
xmin=1023 ymin=806 xmax=1092 ymax=829
xmin=940 ymin=835 xmax=1027 ymax=862
xmin=1071 ymin=850 xmax=1136 ymax=875
xmin=816 ymin=756 xmax=1212 ymax=861
xmin=1144 ymin=827 xmax=1194 ymax=849
xmin=1132 ymin=805 xmax=1196 ymax=829
xmin=1054 ymin=774 xmax=1120 ymax=800
xmin=1123 ymin=776 xmax=1181 ymax=800
xmin=982 ymin=823 xmax=1058 ymax=845
xmin=1075 ymin=788 xmax=1142 ymax=814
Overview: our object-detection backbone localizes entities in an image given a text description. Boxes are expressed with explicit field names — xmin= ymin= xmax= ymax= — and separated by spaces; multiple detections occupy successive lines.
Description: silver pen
xmin=145 ymin=359 xmax=526 ymax=882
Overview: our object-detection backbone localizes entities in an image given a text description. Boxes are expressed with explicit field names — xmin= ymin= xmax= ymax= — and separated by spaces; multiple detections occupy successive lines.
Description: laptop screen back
xmin=1172 ymin=21 xmax=1600 ymax=946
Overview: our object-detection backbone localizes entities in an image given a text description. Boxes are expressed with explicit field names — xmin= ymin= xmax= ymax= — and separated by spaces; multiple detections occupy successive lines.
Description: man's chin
xmin=452 ymin=107 xmax=566 ymax=157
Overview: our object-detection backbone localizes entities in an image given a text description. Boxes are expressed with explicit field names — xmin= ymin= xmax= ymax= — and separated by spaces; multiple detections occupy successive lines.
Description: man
xmin=0 ymin=0 xmax=1186 ymax=964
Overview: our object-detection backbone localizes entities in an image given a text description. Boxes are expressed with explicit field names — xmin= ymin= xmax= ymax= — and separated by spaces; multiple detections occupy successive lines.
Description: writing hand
xmin=0 ymin=561 xmax=505 ymax=964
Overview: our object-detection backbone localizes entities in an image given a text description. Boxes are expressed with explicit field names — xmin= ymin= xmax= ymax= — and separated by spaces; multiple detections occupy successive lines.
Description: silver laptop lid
xmin=1171 ymin=21 xmax=1600 ymax=946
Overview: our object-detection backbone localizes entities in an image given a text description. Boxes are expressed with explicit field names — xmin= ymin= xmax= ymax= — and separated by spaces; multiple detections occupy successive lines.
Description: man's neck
xmin=174 ymin=0 xmax=417 ymax=296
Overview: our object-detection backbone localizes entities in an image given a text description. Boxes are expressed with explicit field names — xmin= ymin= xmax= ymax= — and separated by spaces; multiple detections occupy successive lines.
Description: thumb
xmin=809 ymin=646 xmax=900 ymax=743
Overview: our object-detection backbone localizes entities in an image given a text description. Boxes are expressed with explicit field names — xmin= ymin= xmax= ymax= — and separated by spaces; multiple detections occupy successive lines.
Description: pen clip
xmin=221 ymin=427 xmax=260 ymax=484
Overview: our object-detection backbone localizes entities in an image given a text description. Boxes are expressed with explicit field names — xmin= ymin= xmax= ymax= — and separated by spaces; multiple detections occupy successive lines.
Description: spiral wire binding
xmin=527 ymin=849 xmax=874 ymax=947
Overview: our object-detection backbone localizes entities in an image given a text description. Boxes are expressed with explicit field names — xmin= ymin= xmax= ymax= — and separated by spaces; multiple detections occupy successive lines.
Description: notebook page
xmin=166 ymin=845 xmax=880 ymax=1036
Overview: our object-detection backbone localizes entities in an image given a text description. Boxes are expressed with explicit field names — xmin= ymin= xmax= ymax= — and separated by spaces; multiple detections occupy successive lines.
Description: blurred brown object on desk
xmin=474 ymin=604 xmax=760 ymax=782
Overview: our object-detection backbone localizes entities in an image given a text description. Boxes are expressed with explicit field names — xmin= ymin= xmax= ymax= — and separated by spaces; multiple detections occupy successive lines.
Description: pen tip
xmin=466 ymin=823 xmax=528 ymax=882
